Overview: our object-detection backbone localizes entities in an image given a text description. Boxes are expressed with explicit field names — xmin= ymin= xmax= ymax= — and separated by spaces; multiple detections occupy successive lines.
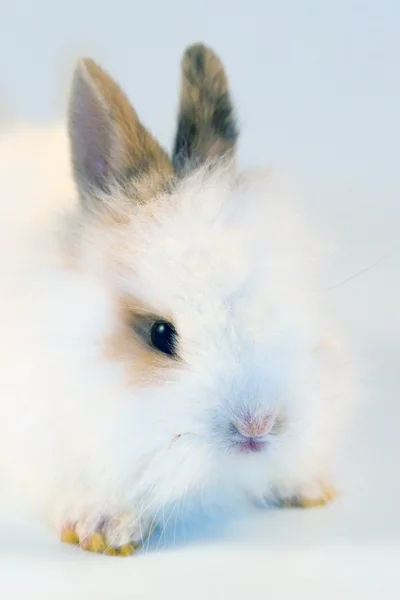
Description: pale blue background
xmin=1 ymin=0 xmax=399 ymax=215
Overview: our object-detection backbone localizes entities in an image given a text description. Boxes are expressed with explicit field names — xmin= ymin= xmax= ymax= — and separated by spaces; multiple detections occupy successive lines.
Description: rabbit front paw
xmin=271 ymin=477 xmax=337 ymax=510
xmin=60 ymin=511 xmax=154 ymax=556
xmin=279 ymin=484 xmax=336 ymax=509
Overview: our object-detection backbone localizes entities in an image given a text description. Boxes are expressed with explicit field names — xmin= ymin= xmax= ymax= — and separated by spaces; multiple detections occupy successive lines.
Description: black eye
xmin=149 ymin=321 xmax=177 ymax=357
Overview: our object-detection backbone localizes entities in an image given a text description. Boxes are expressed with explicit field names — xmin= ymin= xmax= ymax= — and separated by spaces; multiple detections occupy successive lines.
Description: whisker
xmin=326 ymin=245 xmax=399 ymax=292
xmin=145 ymin=503 xmax=164 ymax=554
xmin=156 ymin=502 xmax=175 ymax=552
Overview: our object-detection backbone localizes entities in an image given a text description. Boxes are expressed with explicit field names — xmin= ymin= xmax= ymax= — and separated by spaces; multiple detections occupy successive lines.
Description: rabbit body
xmin=0 ymin=45 xmax=354 ymax=554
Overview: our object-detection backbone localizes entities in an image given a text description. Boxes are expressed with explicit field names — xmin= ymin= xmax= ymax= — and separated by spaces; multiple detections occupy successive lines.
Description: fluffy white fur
xmin=0 ymin=60 xmax=355 ymax=550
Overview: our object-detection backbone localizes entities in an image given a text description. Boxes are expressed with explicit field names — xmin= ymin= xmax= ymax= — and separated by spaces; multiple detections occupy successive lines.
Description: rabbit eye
xmin=149 ymin=321 xmax=177 ymax=357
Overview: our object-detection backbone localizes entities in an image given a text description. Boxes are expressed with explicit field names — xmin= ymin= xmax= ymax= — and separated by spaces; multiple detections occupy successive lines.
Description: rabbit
xmin=0 ymin=43 xmax=355 ymax=556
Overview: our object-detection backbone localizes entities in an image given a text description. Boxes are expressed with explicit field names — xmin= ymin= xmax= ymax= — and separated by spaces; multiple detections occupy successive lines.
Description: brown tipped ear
xmin=68 ymin=58 xmax=173 ymax=203
xmin=172 ymin=43 xmax=239 ymax=175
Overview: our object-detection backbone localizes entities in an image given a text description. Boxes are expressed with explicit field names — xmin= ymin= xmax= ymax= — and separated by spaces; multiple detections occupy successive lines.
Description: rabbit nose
xmin=231 ymin=413 xmax=274 ymax=438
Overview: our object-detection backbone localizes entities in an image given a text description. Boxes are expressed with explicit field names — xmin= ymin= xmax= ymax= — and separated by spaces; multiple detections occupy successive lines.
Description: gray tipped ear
xmin=68 ymin=58 xmax=173 ymax=203
xmin=172 ymin=43 xmax=239 ymax=175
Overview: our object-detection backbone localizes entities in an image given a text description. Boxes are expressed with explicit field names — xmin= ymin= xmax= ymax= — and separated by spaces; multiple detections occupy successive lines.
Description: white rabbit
xmin=0 ymin=44 xmax=355 ymax=556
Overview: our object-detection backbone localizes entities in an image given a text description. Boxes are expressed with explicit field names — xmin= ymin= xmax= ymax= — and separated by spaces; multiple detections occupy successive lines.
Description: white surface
xmin=0 ymin=0 xmax=399 ymax=598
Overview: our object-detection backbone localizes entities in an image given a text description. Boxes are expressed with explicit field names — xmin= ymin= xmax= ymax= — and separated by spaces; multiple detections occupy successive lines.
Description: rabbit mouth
xmin=231 ymin=436 xmax=268 ymax=454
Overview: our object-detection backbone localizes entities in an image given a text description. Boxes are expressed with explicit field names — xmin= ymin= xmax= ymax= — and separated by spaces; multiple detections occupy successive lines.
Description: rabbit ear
xmin=68 ymin=58 xmax=173 ymax=204
xmin=172 ymin=44 xmax=238 ymax=175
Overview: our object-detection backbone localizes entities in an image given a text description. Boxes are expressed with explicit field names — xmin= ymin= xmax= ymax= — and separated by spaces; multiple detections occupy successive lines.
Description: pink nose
xmin=232 ymin=414 xmax=273 ymax=438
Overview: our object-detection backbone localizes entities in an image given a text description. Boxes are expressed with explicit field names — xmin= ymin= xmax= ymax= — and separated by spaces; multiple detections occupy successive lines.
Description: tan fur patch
xmin=314 ymin=339 xmax=332 ymax=352
xmin=104 ymin=295 xmax=182 ymax=387
xmin=94 ymin=170 xmax=173 ymax=228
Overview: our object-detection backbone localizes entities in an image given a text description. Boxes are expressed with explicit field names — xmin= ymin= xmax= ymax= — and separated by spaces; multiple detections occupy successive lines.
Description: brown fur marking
xmin=104 ymin=295 xmax=182 ymax=387
xmin=173 ymin=43 xmax=238 ymax=173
